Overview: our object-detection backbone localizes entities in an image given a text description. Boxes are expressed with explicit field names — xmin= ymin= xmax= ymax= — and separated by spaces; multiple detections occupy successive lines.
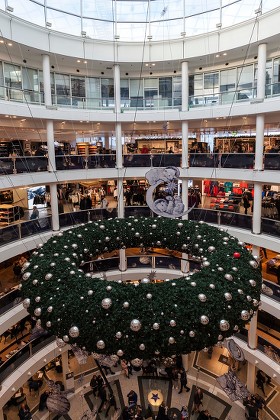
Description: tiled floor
xmin=3 ymin=344 xmax=280 ymax=419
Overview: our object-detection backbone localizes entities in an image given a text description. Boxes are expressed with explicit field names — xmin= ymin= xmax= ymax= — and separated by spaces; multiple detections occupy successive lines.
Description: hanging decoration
xmin=21 ymin=217 xmax=262 ymax=360
xmin=145 ymin=167 xmax=195 ymax=218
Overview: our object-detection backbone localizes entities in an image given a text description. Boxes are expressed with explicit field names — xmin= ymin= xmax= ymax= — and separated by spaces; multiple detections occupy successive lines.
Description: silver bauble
xmin=241 ymin=310 xmax=250 ymax=320
xmin=139 ymin=343 xmax=145 ymax=350
xmin=32 ymin=279 xmax=38 ymax=285
xmin=208 ymin=246 xmax=215 ymax=252
xmin=224 ymin=293 xmax=232 ymax=301
xmin=45 ymin=273 xmax=53 ymax=281
xmin=219 ymin=320 xmax=230 ymax=331
xmin=123 ymin=301 xmax=129 ymax=308
xmin=101 ymin=298 xmax=112 ymax=309
xmin=22 ymin=272 xmax=31 ymax=280
xmin=249 ymin=260 xmax=258 ymax=268
xmin=100 ymin=225 xmax=105 ymax=230
xmin=50 ymin=262 xmax=56 ymax=267
xmin=116 ymin=332 xmax=122 ymax=339
xmin=72 ymin=243 xmax=78 ymax=249
xmin=97 ymin=340 xmax=105 ymax=349
xmin=151 ymin=224 xmax=157 ymax=229
xmin=88 ymin=290 xmax=94 ymax=296
xmin=35 ymin=296 xmax=41 ymax=303
xmin=69 ymin=326 xmax=80 ymax=338
xmin=209 ymin=284 xmax=215 ymax=289
xmin=253 ymin=299 xmax=259 ymax=307
xmin=222 ymin=237 xmax=229 ymax=242
xmin=146 ymin=293 xmax=152 ymax=299
xmin=170 ymin=320 xmax=176 ymax=327
xmin=34 ymin=307 xmax=42 ymax=317
xmin=70 ymin=270 xmax=75 ymax=275
xmin=131 ymin=358 xmax=143 ymax=367
xmin=198 ymin=293 xmax=207 ymax=302
xmin=202 ymin=261 xmax=210 ymax=267
xmin=178 ymin=222 xmax=183 ymax=228
xmin=63 ymin=335 xmax=69 ymax=342
xmin=238 ymin=241 xmax=244 ymax=246
xmin=249 ymin=279 xmax=256 ymax=287
xmin=135 ymin=232 xmax=140 ymax=237
xmin=47 ymin=306 xmax=53 ymax=313
xmin=117 ymin=349 xmax=124 ymax=357
xmin=247 ymin=295 xmax=252 ymax=302
xmin=200 ymin=315 xmax=209 ymax=325
xmin=238 ymin=289 xmax=243 ymax=294
xmin=218 ymin=334 xmax=223 ymax=340
xmin=106 ymin=286 xmax=112 ymax=291
xmin=141 ymin=278 xmax=150 ymax=284
xmin=85 ymin=273 xmax=91 ymax=278
xmin=23 ymin=298 xmax=30 ymax=308
xmin=64 ymin=257 xmax=70 ymax=262
xmin=233 ymin=325 xmax=239 ymax=331
xmin=224 ymin=273 xmax=233 ymax=281
xmin=130 ymin=319 xmax=141 ymax=331
xmin=46 ymin=321 xmax=51 ymax=327
xmin=180 ymin=330 xmax=184 ymax=335
xmin=218 ymin=267 xmax=224 ymax=272
xmin=168 ymin=337 xmax=175 ymax=344
xmin=56 ymin=338 xmax=65 ymax=348
xmin=190 ymin=282 xmax=196 ymax=287
xmin=197 ymin=235 xmax=202 ymax=239
xmin=232 ymin=267 xmax=238 ymax=272
xmin=153 ymin=323 xmax=160 ymax=330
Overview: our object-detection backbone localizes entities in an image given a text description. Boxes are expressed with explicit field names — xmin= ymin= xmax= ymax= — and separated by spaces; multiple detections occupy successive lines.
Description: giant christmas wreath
xmin=21 ymin=217 xmax=262 ymax=360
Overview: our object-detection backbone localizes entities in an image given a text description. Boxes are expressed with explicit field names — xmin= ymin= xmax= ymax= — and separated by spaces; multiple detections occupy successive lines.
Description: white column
xmin=61 ymin=350 xmax=70 ymax=389
xmin=114 ymin=64 xmax=121 ymax=114
xmin=181 ymin=61 xmax=189 ymax=112
xmin=252 ymin=183 xmax=262 ymax=234
xmin=46 ymin=120 xmax=56 ymax=172
xmin=248 ymin=312 xmax=258 ymax=350
xmin=255 ymin=115 xmax=264 ymax=171
xmin=119 ymin=248 xmax=127 ymax=271
xmin=50 ymin=183 xmax=59 ymax=231
xmin=182 ymin=354 xmax=189 ymax=371
xmin=181 ymin=121 xmax=189 ymax=168
xmin=247 ymin=362 xmax=256 ymax=394
xmin=117 ymin=178 xmax=124 ymax=218
xmin=181 ymin=178 xmax=188 ymax=220
xmin=115 ymin=122 xmax=122 ymax=169
xmin=181 ymin=60 xmax=189 ymax=170
xmin=42 ymin=54 xmax=52 ymax=106
xmin=257 ymin=43 xmax=267 ymax=100
xmin=181 ymin=252 xmax=189 ymax=273
xmin=104 ymin=135 xmax=110 ymax=150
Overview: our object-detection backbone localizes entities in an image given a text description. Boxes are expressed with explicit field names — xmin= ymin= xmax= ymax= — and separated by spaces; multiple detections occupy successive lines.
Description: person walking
xmin=178 ymin=367 xmax=190 ymax=393
xmin=97 ymin=384 xmax=107 ymax=413
xmin=90 ymin=374 xmax=98 ymax=397
xmin=192 ymin=387 xmax=203 ymax=414
xmin=105 ymin=393 xmax=118 ymax=417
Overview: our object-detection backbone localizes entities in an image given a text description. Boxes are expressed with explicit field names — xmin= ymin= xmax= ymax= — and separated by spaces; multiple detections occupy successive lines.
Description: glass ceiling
xmin=1 ymin=0 xmax=278 ymax=42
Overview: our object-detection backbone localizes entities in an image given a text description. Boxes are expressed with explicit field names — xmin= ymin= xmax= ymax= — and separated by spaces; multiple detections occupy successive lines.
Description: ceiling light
xmin=0 ymin=40 xmax=4 ymax=44
xmin=145 ymin=64 xmax=149 ymax=67
xmin=84 ymin=60 xmax=87 ymax=64
xmin=77 ymin=60 xmax=81 ymax=63
xmin=7 ymin=42 xmax=12 ymax=46
xmin=223 ymin=52 xmax=227 ymax=56
xmin=152 ymin=63 xmax=155 ymax=66
xmin=216 ymin=54 xmax=220 ymax=58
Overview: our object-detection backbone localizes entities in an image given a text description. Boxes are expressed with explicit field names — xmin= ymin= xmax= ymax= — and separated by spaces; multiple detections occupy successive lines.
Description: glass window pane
xmin=130 ymin=79 xmax=143 ymax=97
xmin=237 ymin=65 xmax=253 ymax=89
xmin=101 ymin=78 xmax=114 ymax=98
xmin=116 ymin=0 xmax=148 ymax=22
xmin=4 ymin=63 xmax=22 ymax=88
xmin=204 ymin=72 xmax=219 ymax=89
xmin=151 ymin=19 xmax=184 ymax=41
xmin=8 ymin=0 xmax=45 ymax=26
xmin=144 ymin=79 xmax=159 ymax=89
xmin=273 ymin=58 xmax=280 ymax=83
xmin=193 ymin=74 xmax=203 ymax=96
xmin=120 ymin=79 xmax=129 ymax=99
xmin=47 ymin=0 xmax=81 ymax=15
xmin=47 ymin=9 xmax=81 ymax=36
xmin=71 ymin=76 xmax=85 ymax=97
xmin=220 ymin=69 xmax=236 ymax=92
xmin=22 ymin=68 xmax=39 ymax=91
xmin=83 ymin=0 xmax=113 ymax=21
xmin=55 ymin=73 xmax=70 ymax=105
xmin=159 ymin=77 xmax=172 ymax=98
xmin=116 ymin=22 xmax=147 ymax=42
xmin=86 ymin=77 xmax=100 ymax=98
xmin=186 ymin=9 xmax=220 ymax=36
xmin=83 ymin=18 xmax=113 ymax=40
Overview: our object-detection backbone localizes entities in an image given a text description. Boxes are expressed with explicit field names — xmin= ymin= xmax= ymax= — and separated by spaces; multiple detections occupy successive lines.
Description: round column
xmin=114 ymin=64 xmax=123 ymax=169
xmin=50 ymin=184 xmax=59 ymax=231
xmin=181 ymin=121 xmax=189 ymax=169
xmin=257 ymin=43 xmax=267 ymax=100
xmin=255 ymin=115 xmax=264 ymax=171
xmin=119 ymin=248 xmax=127 ymax=272
xmin=181 ymin=252 xmax=189 ymax=273
xmin=42 ymin=54 xmax=52 ymax=106
xmin=181 ymin=60 xmax=189 ymax=169
xmin=181 ymin=178 xmax=189 ymax=220
xmin=115 ymin=121 xmax=123 ymax=169
xmin=117 ymin=178 xmax=124 ymax=218
xmin=252 ymin=183 xmax=263 ymax=234
xmin=246 ymin=362 xmax=256 ymax=394
xmin=46 ymin=120 xmax=56 ymax=172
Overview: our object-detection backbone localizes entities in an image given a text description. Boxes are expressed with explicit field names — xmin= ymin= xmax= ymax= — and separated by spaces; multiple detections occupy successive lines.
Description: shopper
xmin=127 ymin=390 xmax=138 ymax=408
xmin=256 ymin=370 xmax=266 ymax=396
xmin=105 ymin=393 xmax=118 ymax=417
xmin=97 ymin=384 xmax=107 ymax=413
xmin=30 ymin=205 xmax=39 ymax=220
xmin=192 ymin=387 xmax=204 ymax=414
xmin=18 ymin=403 xmax=32 ymax=420
xmin=178 ymin=367 xmax=190 ymax=393
xmin=90 ymin=374 xmax=98 ymax=397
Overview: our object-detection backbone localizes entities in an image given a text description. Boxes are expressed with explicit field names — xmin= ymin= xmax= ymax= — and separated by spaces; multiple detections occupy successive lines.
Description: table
xmin=167 ymin=407 xmax=181 ymax=420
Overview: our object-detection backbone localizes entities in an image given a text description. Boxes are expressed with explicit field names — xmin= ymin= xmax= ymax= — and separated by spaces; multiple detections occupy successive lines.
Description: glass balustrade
xmin=0 ymin=289 xmax=22 ymax=316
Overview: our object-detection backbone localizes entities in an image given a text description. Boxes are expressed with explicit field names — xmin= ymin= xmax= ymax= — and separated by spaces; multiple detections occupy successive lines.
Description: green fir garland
xmin=21 ymin=217 xmax=262 ymax=360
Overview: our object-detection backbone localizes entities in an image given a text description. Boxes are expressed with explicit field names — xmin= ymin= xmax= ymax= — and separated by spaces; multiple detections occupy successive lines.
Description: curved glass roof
xmin=1 ymin=0 xmax=278 ymax=42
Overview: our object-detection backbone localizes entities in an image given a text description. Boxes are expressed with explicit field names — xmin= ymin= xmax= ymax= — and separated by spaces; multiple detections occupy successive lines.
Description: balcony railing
xmin=2 ymin=83 xmax=280 ymax=111
xmin=0 ymin=153 xmax=279 ymax=174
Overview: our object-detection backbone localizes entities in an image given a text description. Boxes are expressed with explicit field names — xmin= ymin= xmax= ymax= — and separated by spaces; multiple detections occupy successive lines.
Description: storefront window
xmin=237 ymin=64 xmax=253 ymax=100
xmin=130 ymin=79 xmax=144 ymax=107
xmin=86 ymin=77 xmax=100 ymax=108
xmin=159 ymin=77 xmax=172 ymax=106
xmin=173 ymin=76 xmax=182 ymax=107
xmin=101 ymin=78 xmax=114 ymax=107
xmin=71 ymin=76 xmax=86 ymax=106
xmin=22 ymin=67 xmax=40 ymax=103
xmin=4 ymin=63 xmax=23 ymax=101
xmin=54 ymin=73 xmax=70 ymax=105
